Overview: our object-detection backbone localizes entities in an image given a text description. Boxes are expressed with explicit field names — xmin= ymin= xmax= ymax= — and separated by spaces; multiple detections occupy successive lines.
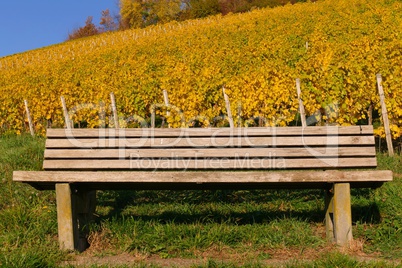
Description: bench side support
xmin=325 ymin=189 xmax=334 ymax=241
xmin=55 ymin=183 xmax=96 ymax=252
xmin=325 ymin=183 xmax=353 ymax=246
xmin=56 ymin=183 xmax=75 ymax=251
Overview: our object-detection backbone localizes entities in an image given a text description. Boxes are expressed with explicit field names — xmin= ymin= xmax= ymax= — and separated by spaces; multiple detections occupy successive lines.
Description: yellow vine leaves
xmin=0 ymin=0 xmax=401 ymax=137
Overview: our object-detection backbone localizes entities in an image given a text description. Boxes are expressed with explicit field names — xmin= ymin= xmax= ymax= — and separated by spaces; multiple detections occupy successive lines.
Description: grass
xmin=0 ymin=135 xmax=64 ymax=267
xmin=0 ymin=134 xmax=401 ymax=267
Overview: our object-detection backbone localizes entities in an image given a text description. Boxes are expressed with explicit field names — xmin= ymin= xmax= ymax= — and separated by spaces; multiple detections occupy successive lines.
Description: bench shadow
xmin=351 ymin=188 xmax=382 ymax=224
xmin=98 ymin=189 xmax=324 ymax=205
xmin=94 ymin=189 xmax=382 ymax=225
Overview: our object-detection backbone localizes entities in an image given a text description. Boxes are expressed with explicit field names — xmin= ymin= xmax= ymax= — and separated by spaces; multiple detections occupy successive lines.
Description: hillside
xmin=1 ymin=0 xmax=402 ymax=136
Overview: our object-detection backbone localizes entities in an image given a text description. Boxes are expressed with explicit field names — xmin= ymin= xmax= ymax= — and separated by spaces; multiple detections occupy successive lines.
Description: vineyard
xmin=1 ymin=0 xmax=402 ymax=137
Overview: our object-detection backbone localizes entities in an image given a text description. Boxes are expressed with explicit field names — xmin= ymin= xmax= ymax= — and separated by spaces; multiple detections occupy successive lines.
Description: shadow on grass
xmin=94 ymin=189 xmax=382 ymax=225
xmin=98 ymin=188 xmax=327 ymax=204
xmin=352 ymin=203 xmax=382 ymax=224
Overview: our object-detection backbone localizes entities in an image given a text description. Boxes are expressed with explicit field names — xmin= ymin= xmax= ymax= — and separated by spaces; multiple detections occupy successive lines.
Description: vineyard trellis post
xmin=237 ymin=101 xmax=242 ymax=128
xmin=163 ymin=89 xmax=170 ymax=128
xmin=151 ymin=104 xmax=156 ymax=128
xmin=24 ymin=100 xmax=35 ymax=136
xmin=61 ymin=96 xmax=72 ymax=129
xmin=296 ymin=78 xmax=307 ymax=127
xmin=110 ymin=92 xmax=119 ymax=129
xmin=222 ymin=87 xmax=234 ymax=128
xmin=367 ymin=102 xmax=373 ymax=126
xmin=163 ymin=90 xmax=170 ymax=116
xmin=376 ymin=73 xmax=394 ymax=156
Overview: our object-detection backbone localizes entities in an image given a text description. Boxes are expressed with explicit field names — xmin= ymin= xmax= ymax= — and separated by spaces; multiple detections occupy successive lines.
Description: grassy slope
xmin=0 ymin=136 xmax=401 ymax=267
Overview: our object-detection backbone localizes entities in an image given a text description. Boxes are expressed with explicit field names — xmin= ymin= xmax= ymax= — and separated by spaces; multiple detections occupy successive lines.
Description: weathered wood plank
xmin=377 ymin=74 xmax=394 ymax=156
xmin=42 ymin=157 xmax=377 ymax=170
xmin=45 ymin=136 xmax=375 ymax=149
xmin=13 ymin=170 xmax=393 ymax=183
xmin=44 ymin=147 xmax=376 ymax=159
xmin=296 ymin=78 xmax=307 ymax=127
xmin=46 ymin=126 xmax=375 ymax=138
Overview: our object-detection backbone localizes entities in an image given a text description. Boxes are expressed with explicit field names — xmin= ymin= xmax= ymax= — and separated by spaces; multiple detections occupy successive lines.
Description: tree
xmin=117 ymin=0 xmax=307 ymax=30
xmin=218 ymin=0 xmax=250 ymax=15
xmin=120 ymin=0 xmax=182 ymax=29
xmin=120 ymin=0 xmax=144 ymax=29
xmin=99 ymin=9 xmax=119 ymax=32
xmin=189 ymin=0 xmax=220 ymax=18
xmin=152 ymin=0 xmax=182 ymax=23
xmin=67 ymin=16 xmax=100 ymax=41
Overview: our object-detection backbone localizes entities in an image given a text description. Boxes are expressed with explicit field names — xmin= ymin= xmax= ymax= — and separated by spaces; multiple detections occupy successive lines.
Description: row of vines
xmin=1 ymin=0 xmax=402 ymax=137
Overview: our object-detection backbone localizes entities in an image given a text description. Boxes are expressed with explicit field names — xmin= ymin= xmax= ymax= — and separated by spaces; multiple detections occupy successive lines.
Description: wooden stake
xmin=163 ymin=90 xmax=170 ymax=117
xmin=99 ymin=101 xmax=106 ymax=128
xmin=376 ymin=74 xmax=394 ymax=156
xmin=237 ymin=101 xmax=242 ymax=128
xmin=368 ymin=103 xmax=373 ymax=125
xmin=24 ymin=100 xmax=34 ymax=136
xmin=296 ymin=78 xmax=307 ymax=127
xmin=163 ymin=90 xmax=171 ymax=128
xmin=110 ymin=92 xmax=119 ymax=129
xmin=151 ymin=104 xmax=155 ymax=128
xmin=223 ymin=87 xmax=234 ymax=128
xmin=61 ymin=96 xmax=72 ymax=129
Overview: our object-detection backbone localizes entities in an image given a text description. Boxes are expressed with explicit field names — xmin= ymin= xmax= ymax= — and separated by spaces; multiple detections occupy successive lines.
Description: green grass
xmin=94 ymin=190 xmax=324 ymax=255
xmin=359 ymin=153 xmax=402 ymax=258
xmin=0 ymin=135 xmax=64 ymax=267
xmin=0 ymin=134 xmax=401 ymax=267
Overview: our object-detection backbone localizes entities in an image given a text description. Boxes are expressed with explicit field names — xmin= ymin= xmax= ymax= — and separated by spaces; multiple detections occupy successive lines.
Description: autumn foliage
xmin=0 ymin=0 xmax=401 ymax=137
xmin=68 ymin=1 xmax=306 ymax=39
xmin=119 ymin=0 xmax=307 ymax=29
xmin=67 ymin=16 xmax=100 ymax=41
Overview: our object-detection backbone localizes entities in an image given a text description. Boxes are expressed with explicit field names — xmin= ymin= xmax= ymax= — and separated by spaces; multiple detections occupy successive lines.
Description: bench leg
xmin=56 ymin=184 xmax=75 ymax=251
xmin=55 ymin=184 xmax=96 ymax=252
xmin=325 ymin=189 xmax=334 ymax=242
xmin=325 ymin=183 xmax=353 ymax=246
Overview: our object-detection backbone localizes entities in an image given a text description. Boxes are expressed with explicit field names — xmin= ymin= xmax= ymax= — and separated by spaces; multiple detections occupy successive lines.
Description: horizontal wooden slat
xmin=44 ymin=147 xmax=376 ymax=159
xmin=46 ymin=136 xmax=374 ymax=149
xmin=42 ymin=126 xmax=378 ymax=171
xmin=15 ymin=126 xmax=391 ymax=192
xmin=43 ymin=157 xmax=377 ymax=170
xmin=46 ymin=126 xmax=375 ymax=138
xmin=13 ymin=170 xmax=393 ymax=185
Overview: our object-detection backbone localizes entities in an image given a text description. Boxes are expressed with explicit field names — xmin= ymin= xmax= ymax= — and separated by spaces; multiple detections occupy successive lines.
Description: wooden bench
xmin=13 ymin=126 xmax=392 ymax=252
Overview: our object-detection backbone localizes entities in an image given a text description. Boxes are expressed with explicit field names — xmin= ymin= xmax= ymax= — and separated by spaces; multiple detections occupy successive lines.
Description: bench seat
xmin=14 ymin=170 xmax=391 ymax=190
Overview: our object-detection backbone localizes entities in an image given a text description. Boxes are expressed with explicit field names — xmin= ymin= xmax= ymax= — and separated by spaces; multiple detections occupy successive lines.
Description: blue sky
xmin=0 ymin=0 xmax=119 ymax=58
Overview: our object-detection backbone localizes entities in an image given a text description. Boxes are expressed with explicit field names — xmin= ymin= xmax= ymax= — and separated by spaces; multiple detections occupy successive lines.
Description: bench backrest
xmin=43 ymin=126 xmax=377 ymax=171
